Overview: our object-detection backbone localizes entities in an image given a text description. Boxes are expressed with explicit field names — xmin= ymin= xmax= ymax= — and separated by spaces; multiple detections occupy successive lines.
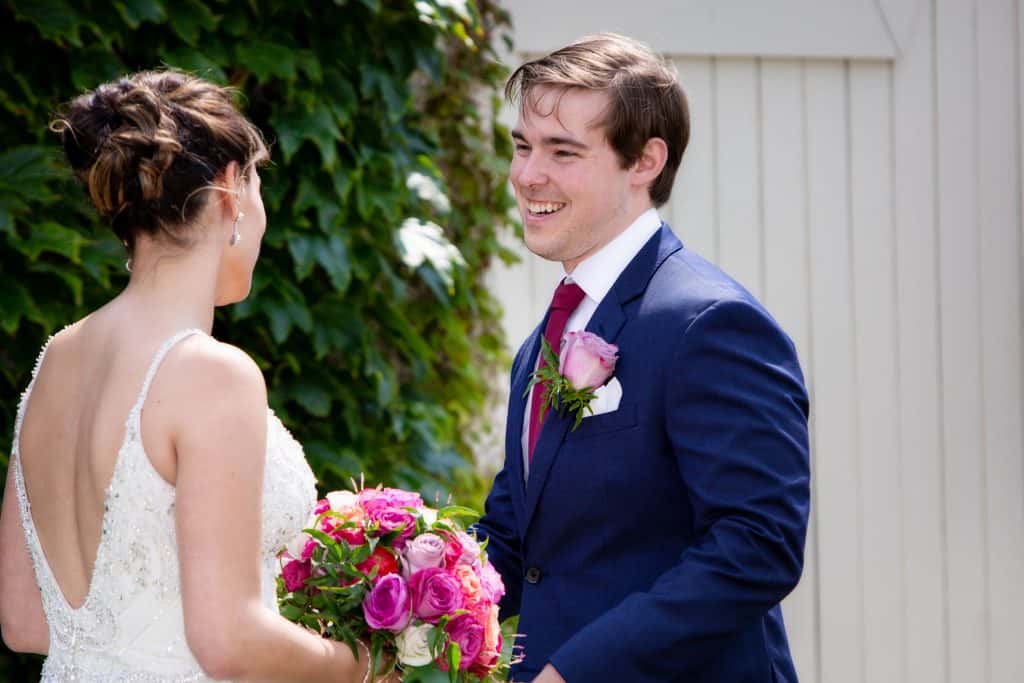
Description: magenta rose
xmin=282 ymin=559 xmax=311 ymax=593
xmin=408 ymin=567 xmax=464 ymax=622
xmin=559 ymin=330 xmax=618 ymax=389
xmin=403 ymin=533 xmax=447 ymax=576
xmin=362 ymin=574 xmax=412 ymax=632
xmin=443 ymin=613 xmax=485 ymax=671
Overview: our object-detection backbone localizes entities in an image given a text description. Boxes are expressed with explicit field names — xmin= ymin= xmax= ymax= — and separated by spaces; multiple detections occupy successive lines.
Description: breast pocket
xmin=564 ymin=403 xmax=638 ymax=441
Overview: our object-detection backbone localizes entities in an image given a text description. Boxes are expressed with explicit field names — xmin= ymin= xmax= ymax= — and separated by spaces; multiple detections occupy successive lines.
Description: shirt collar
xmin=564 ymin=208 xmax=662 ymax=304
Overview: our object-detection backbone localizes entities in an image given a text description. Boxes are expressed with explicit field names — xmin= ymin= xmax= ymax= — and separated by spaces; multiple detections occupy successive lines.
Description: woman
xmin=0 ymin=70 xmax=387 ymax=682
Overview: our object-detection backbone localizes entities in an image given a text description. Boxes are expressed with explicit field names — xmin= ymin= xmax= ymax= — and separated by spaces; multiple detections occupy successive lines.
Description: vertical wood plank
xmin=714 ymin=58 xmax=763 ymax=298
xmin=935 ymin=0 xmax=989 ymax=680
xmin=891 ymin=1 xmax=948 ymax=680
xmin=849 ymin=61 xmax=904 ymax=683
xmin=760 ymin=58 xmax=818 ymax=683
xmin=978 ymin=1 xmax=1024 ymax=681
xmin=804 ymin=60 xmax=863 ymax=683
xmin=671 ymin=57 xmax=717 ymax=261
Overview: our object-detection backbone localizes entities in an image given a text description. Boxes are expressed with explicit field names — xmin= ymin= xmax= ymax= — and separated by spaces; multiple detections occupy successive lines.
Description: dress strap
xmin=125 ymin=329 xmax=205 ymax=437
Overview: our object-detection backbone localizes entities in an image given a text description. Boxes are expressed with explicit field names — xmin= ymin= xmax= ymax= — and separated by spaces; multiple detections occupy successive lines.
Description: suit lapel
xmin=520 ymin=224 xmax=683 ymax=534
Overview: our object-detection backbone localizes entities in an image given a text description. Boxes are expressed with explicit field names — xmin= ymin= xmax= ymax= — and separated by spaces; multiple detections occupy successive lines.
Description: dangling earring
xmin=230 ymin=211 xmax=245 ymax=246
xmin=125 ymin=258 xmax=133 ymax=273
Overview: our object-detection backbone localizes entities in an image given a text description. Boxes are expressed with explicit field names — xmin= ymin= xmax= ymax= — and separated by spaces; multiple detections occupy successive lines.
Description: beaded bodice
xmin=11 ymin=329 xmax=317 ymax=682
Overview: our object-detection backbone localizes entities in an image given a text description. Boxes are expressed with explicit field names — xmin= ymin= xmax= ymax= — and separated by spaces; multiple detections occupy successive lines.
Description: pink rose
xmin=362 ymin=574 xmax=412 ymax=632
xmin=442 ymin=613 xmax=485 ymax=671
xmin=479 ymin=562 xmax=505 ymax=604
xmin=408 ymin=567 xmax=464 ymax=622
xmin=403 ymin=533 xmax=447 ymax=576
xmin=454 ymin=564 xmax=484 ymax=608
xmin=559 ymin=330 xmax=618 ymax=389
xmin=441 ymin=530 xmax=481 ymax=569
xmin=359 ymin=487 xmax=423 ymax=515
xmin=282 ymin=559 xmax=311 ymax=593
xmin=369 ymin=508 xmax=417 ymax=549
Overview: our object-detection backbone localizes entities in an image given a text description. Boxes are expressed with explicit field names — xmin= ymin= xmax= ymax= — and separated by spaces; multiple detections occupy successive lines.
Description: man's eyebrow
xmin=511 ymin=130 xmax=589 ymax=149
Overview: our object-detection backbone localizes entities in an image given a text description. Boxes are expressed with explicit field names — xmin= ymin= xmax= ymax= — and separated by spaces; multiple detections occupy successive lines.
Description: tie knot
xmin=551 ymin=281 xmax=585 ymax=312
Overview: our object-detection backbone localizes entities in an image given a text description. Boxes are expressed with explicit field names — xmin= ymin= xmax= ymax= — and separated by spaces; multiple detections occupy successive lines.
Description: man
xmin=475 ymin=34 xmax=811 ymax=682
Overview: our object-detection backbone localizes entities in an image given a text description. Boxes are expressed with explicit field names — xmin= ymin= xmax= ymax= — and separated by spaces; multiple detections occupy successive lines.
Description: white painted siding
xmin=486 ymin=1 xmax=1024 ymax=681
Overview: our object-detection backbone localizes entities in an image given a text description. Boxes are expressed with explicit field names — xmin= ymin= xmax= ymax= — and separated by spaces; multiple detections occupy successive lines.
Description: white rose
xmin=284 ymin=528 xmax=310 ymax=559
xmin=395 ymin=623 xmax=434 ymax=667
xmin=327 ymin=490 xmax=359 ymax=513
xmin=421 ymin=506 xmax=438 ymax=526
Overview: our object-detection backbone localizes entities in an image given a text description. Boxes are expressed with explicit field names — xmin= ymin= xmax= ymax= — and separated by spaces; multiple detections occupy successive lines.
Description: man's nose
xmin=514 ymin=153 xmax=548 ymax=188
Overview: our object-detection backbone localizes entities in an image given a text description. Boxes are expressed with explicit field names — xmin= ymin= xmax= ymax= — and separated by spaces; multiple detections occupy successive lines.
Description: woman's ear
xmin=630 ymin=137 xmax=668 ymax=189
xmin=217 ymin=160 xmax=243 ymax=220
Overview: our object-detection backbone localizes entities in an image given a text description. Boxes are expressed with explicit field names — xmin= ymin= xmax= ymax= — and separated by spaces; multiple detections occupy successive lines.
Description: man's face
xmin=510 ymin=86 xmax=638 ymax=272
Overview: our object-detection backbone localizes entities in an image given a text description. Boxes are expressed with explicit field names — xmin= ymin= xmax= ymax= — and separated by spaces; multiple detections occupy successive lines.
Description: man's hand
xmin=531 ymin=664 xmax=567 ymax=683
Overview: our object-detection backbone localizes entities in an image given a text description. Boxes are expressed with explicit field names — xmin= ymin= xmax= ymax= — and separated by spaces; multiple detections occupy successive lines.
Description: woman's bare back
xmin=17 ymin=310 xmax=183 ymax=609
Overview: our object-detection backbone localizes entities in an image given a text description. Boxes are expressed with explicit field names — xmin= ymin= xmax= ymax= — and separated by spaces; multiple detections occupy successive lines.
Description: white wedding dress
xmin=11 ymin=329 xmax=317 ymax=681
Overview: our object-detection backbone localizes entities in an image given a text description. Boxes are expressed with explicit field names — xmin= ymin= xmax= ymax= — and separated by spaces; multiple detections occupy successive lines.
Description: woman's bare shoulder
xmin=170 ymin=335 xmax=267 ymax=402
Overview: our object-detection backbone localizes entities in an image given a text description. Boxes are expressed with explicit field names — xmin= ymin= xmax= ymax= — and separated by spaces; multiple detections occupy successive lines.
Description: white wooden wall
xmin=486 ymin=1 xmax=1024 ymax=681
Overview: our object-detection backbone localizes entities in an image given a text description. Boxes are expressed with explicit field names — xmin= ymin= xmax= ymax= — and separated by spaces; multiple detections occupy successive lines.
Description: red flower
xmin=356 ymin=546 xmax=400 ymax=582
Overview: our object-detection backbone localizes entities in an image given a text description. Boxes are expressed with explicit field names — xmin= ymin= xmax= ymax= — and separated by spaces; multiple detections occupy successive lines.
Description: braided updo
xmin=51 ymin=69 xmax=268 ymax=253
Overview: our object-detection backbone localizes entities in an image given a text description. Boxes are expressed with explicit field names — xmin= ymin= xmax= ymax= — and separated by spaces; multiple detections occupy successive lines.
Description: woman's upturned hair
xmin=52 ymin=69 xmax=269 ymax=253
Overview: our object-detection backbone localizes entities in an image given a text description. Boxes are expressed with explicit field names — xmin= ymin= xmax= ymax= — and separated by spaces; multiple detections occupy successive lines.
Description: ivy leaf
xmin=13 ymin=222 xmax=88 ymax=262
xmin=290 ymin=377 xmax=332 ymax=417
xmin=270 ymin=103 xmax=344 ymax=167
xmin=167 ymin=0 xmax=219 ymax=45
xmin=161 ymin=48 xmax=227 ymax=84
xmin=0 ymin=282 xmax=39 ymax=334
xmin=11 ymin=0 xmax=87 ymax=46
xmin=112 ymin=0 xmax=166 ymax=28
xmin=70 ymin=45 xmax=125 ymax=92
xmin=287 ymin=233 xmax=316 ymax=281
xmin=30 ymin=263 xmax=84 ymax=306
xmin=235 ymin=41 xmax=298 ymax=82
xmin=313 ymin=234 xmax=351 ymax=293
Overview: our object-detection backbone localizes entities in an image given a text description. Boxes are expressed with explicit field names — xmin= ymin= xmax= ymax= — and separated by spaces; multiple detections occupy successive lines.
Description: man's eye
xmin=555 ymin=150 xmax=577 ymax=158
xmin=514 ymin=145 xmax=530 ymax=154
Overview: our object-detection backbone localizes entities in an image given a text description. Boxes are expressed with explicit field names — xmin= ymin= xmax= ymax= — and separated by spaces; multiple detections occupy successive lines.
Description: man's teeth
xmin=528 ymin=201 xmax=565 ymax=214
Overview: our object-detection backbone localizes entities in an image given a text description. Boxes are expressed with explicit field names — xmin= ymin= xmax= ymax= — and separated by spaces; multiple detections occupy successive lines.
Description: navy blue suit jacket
xmin=475 ymin=225 xmax=811 ymax=682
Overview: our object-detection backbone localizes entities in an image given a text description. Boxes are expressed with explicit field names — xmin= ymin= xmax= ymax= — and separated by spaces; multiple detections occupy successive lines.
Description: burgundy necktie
xmin=528 ymin=279 xmax=586 ymax=461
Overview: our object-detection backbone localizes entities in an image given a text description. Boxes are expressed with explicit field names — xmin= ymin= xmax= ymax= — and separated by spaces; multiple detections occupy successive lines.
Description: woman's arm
xmin=0 ymin=457 xmax=49 ymax=654
xmin=172 ymin=338 xmax=369 ymax=683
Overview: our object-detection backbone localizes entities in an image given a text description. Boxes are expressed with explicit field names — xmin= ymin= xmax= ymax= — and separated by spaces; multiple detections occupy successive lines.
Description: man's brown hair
xmin=505 ymin=33 xmax=690 ymax=206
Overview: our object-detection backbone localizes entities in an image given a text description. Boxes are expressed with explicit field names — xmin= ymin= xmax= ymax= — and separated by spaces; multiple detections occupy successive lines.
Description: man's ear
xmin=630 ymin=137 xmax=668 ymax=190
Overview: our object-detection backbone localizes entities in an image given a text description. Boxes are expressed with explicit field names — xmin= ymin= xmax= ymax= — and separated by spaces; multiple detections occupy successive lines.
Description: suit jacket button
xmin=525 ymin=567 xmax=542 ymax=584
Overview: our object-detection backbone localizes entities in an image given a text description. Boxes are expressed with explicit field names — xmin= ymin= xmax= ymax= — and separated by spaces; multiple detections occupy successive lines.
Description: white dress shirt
xmin=521 ymin=208 xmax=663 ymax=477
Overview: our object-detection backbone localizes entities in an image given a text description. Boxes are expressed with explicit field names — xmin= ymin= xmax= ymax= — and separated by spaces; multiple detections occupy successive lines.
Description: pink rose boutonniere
xmin=526 ymin=330 xmax=619 ymax=429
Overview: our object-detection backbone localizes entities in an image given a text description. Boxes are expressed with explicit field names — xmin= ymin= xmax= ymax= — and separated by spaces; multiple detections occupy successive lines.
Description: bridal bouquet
xmin=277 ymin=484 xmax=518 ymax=682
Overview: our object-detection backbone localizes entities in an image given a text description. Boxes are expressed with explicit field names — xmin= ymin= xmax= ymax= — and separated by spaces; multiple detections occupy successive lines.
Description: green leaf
xmin=313 ymin=234 xmax=351 ymax=293
xmin=235 ymin=41 xmax=298 ymax=82
xmin=287 ymin=233 xmax=316 ymax=281
xmin=11 ymin=0 xmax=86 ymax=46
xmin=13 ymin=222 xmax=88 ymax=262
xmin=161 ymin=47 xmax=228 ymax=84
xmin=291 ymin=377 xmax=332 ymax=417
xmin=29 ymin=263 xmax=84 ymax=306
xmin=112 ymin=0 xmax=166 ymax=28
xmin=70 ymin=44 xmax=125 ymax=92
xmin=0 ymin=282 xmax=38 ymax=335
xmin=167 ymin=0 xmax=219 ymax=44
